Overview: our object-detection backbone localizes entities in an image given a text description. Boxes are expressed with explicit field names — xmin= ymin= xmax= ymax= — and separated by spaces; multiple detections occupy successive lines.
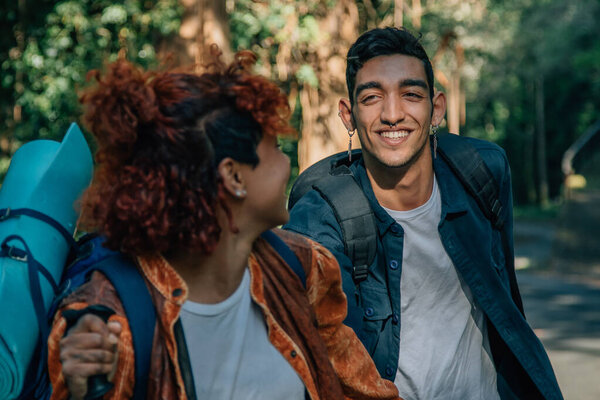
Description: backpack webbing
xmin=309 ymin=169 xmax=377 ymax=284
xmin=261 ymin=229 xmax=306 ymax=288
xmin=436 ymin=134 xmax=504 ymax=229
xmin=90 ymin=254 xmax=156 ymax=400
xmin=436 ymin=134 xmax=523 ymax=314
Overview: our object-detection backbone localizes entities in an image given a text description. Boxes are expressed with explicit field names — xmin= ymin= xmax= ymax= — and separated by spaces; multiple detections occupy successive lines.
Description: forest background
xmin=1 ymin=0 xmax=599 ymax=208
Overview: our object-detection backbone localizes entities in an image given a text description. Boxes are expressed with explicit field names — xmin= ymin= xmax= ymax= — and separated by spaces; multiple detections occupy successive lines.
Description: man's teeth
xmin=381 ymin=131 xmax=409 ymax=139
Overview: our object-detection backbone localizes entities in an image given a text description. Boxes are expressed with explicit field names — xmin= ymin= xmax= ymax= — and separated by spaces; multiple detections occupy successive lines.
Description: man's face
xmin=342 ymin=54 xmax=444 ymax=171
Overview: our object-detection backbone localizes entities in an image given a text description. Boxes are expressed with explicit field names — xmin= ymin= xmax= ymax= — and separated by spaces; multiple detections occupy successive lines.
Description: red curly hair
xmin=80 ymin=50 xmax=295 ymax=255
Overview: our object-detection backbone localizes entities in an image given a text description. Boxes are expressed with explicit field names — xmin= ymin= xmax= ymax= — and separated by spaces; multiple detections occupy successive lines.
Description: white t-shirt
xmin=179 ymin=269 xmax=305 ymax=400
xmin=384 ymin=177 xmax=499 ymax=400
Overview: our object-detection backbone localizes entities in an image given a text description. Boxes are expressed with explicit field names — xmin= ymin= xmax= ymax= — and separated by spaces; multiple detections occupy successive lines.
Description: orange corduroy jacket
xmin=47 ymin=229 xmax=400 ymax=400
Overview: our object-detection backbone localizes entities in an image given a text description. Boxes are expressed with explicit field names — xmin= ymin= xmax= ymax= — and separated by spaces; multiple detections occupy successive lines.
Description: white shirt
xmin=384 ymin=177 xmax=499 ymax=400
xmin=179 ymin=269 xmax=305 ymax=400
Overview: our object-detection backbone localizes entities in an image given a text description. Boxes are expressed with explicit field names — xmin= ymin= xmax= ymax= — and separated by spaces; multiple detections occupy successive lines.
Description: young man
xmin=285 ymin=27 xmax=562 ymax=400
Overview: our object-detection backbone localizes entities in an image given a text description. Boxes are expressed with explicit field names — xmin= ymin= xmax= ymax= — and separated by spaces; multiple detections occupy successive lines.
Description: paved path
xmin=517 ymin=272 xmax=600 ymax=399
xmin=514 ymin=190 xmax=600 ymax=399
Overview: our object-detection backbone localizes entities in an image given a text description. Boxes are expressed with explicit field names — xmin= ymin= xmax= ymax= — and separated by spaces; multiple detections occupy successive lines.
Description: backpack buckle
xmin=8 ymin=245 xmax=28 ymax=262
xmin=0 ymin=208 xmax=11 ymax=221
xmin=352 ymin=264 xmax=369 ymax=283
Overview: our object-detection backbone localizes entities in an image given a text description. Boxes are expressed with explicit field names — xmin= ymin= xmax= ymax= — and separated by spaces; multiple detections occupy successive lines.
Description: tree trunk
xmin=395 ymin=0 xmax=404 ymax=27
xmin=297 ymin=0 xmax=360 ymax=171
xmin=161 ymin=0 xmax=232 ymax=67
xmin=535 ymin=76 xmax=549 ymax=205
xmin=411 ymin=0 xmax=422 ymax=29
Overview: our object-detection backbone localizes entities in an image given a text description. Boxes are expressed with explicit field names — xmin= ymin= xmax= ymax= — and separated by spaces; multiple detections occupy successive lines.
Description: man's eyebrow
xmin=355 ymin=79 xmax=428 ymax=98
xmin=354 ymin=81 xmax=382 ymax=98
xmin=399 ymin=79 xmax=428 ymax=90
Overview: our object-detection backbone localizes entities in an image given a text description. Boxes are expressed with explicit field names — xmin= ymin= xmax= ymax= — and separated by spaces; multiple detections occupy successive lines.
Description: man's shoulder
xmin=450 ymin=134 xmax=508 ymax=163
xmin=285 ymin=189 xmax=345 ymax=249
xmin=441 ymin=134 xmax=510 ymax=181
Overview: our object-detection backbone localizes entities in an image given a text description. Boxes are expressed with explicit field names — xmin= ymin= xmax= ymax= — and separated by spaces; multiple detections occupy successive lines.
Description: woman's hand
xmin=59 ymin=314 xmax=121 ymax=400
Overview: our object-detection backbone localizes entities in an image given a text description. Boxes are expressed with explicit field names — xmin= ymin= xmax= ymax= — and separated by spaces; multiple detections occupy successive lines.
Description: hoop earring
xmin=347 ymin=129 xmax=356 ymax=161
xmin=431 ymin=125 xmax=439 ymax=159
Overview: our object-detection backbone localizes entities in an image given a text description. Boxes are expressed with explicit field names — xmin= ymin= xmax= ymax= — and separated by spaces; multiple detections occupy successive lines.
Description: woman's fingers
xmin=59 ymin=313 xmax=122 ymax=400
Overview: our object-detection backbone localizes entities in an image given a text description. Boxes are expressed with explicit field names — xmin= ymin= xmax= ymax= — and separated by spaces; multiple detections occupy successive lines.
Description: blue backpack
xmin=2 ymin=231 xmax=157 ymax=400
xmin=6 ymin=229 xmax=303 ymax=400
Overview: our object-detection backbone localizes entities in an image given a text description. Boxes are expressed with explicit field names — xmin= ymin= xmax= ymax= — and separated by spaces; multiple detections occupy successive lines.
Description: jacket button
xmin=365 ymin=307 xmax=374 ymax=317
xmin=390 ymin=224 xmax=400 ymax=234
xmin=385 ymin=366 xmax=394 ymax=377
xmin=392 ymin=313 xmax=399 ymax=324
xmin=172 ymin=288 xmax=183 ymax=297
xmin=389 ymin=260 xmax=398 ymax=270
xmin=291 ymin=350 xmax=297 ymax=358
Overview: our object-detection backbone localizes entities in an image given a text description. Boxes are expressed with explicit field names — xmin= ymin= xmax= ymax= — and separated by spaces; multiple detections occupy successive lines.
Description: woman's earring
xmin=431 ymin=125 xmax=439 ymax=159
xmin=235 ymin=189 xmax=247 ymax=198
xmin=347 ymin=129 xmax=356 ymax=161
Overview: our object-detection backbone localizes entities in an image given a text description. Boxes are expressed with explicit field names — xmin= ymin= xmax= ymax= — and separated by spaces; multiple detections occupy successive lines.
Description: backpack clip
xmin=7 ymin=245 xmax=28 ymax=262
xmin=0 ymin=207 xmax=12 ymax=221
xmin=352 ymin=264 xmax=369 ymax=283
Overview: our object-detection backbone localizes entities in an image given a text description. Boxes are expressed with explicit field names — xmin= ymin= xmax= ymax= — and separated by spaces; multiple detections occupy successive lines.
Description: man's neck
xmin=365 ymin=153 xmax=435 ymax=212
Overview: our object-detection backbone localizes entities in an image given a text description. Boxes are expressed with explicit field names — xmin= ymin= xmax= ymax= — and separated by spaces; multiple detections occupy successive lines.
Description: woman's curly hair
xmin=80 ymin=49 xmax=295 ymax=255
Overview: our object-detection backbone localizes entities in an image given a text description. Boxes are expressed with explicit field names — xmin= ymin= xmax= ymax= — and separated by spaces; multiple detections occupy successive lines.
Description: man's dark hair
xmin=346 ymin=27 xmax=434 ymax=105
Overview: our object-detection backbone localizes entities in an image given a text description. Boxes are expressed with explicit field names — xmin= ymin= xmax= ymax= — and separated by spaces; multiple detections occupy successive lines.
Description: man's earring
xmin=347 ymin=129 xmax=356 ymax=161
xmin=431 ymin=124 xmax=439 ymax=159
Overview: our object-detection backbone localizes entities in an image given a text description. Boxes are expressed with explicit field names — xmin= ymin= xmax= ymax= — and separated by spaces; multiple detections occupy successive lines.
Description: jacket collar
xmin=349 ymin=141 xmax=470 ymax=234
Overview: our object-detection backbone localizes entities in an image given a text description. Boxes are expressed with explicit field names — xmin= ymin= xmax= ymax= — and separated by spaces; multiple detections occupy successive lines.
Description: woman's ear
xmin=218 ymin=157 xmax=247 ymax=199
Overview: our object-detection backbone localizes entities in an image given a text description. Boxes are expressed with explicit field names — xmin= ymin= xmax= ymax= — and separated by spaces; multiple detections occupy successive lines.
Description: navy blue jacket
xmin=285 ymin=136 xmax=562 ymax=399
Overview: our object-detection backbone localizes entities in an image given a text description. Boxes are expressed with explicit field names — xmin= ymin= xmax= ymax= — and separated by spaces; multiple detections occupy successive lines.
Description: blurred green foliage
xmin=463 ymin=0 xmax=600 ymax=204
xmin=2 ymin=0 xmax=599 ymax=206
xmin=0 ymin=0 xmax=182 ymax=176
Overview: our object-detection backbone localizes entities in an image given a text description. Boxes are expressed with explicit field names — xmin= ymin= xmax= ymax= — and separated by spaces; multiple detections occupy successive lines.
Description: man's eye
xmin=360 ymin=95 xmax=378 ymax=104
xmin=405 ymin=92 xmax=424 ymax=99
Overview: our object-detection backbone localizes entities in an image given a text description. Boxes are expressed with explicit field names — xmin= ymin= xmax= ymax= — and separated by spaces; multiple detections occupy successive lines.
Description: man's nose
xmin=380 ymin=95 xmax=405 ymax=126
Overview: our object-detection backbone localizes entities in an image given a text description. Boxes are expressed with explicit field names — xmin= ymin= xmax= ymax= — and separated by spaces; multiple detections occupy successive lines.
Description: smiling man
xmin=285 ymin=27 xmax=562 ymax=400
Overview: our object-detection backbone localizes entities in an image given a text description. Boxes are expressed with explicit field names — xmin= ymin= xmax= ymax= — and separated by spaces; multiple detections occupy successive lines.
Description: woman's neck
xmin=165 ymin=229 xmax=255 ymax=304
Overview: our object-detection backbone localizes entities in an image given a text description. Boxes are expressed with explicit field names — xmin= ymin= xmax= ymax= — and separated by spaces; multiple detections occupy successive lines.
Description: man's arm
xmin=285 ymin=190 xmax=364 ymax=327
xmin=304 ymin=238 xmax=400 ymax=400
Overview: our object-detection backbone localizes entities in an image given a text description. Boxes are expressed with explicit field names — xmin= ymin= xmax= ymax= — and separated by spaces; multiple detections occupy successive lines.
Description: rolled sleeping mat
xmin=0 ymin=123 xmax=93 ymax=398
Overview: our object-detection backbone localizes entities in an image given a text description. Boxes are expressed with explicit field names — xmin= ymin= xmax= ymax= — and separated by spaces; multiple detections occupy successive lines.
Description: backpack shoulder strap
xmin=436 ymin=134 xmax=524 ymax=313
xmin=436 ymin=133 xmax=504 ymax=229
xmin=311 ymin=166 xmax=377 ymax=284
xmin=92 ymin=254 xmax=156 ymax=400
xmin=288 ymin=149 xmax=362 ymax=210
xmin=261 ymin=230 xmax=306 ymax=288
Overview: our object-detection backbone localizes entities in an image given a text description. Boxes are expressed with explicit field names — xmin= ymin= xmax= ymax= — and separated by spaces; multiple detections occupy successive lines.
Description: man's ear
xmin=218 ymin=157 xmax=246 ymax=199
xmin=338 ymin=98 xmax=356 ymax=131
xmin=431 ymin=91 xmax=447 ymax=127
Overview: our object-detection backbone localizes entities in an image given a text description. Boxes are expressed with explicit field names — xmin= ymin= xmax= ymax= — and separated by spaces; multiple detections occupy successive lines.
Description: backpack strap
xmin=436 ymin=134 xmax=504 ymax=229
xmin=310 ymin=166 xmax=377 ymax=285
xmin=0 ymin=207 xmax=77 ymax=248
xmin=261 ymin=230 xmax=306 ymax=288
xmin=436 ymin=134 xmax=524 ymax=314
xmin=91 ymin=254 xmax=156 ymax=400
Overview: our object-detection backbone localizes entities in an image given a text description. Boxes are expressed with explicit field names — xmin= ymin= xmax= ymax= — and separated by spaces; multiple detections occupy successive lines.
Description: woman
xmin=47 ymin=50 xmax=399 ymax=400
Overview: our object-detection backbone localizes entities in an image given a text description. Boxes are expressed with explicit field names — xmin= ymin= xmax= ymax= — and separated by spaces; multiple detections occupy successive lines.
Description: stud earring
xmin=235 ymin=189 xmax=247 ymax=198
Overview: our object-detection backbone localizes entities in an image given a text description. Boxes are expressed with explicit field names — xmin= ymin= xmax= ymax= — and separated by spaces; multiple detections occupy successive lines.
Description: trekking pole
xmin=63 ymin=304 xmax=116 ymax=400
